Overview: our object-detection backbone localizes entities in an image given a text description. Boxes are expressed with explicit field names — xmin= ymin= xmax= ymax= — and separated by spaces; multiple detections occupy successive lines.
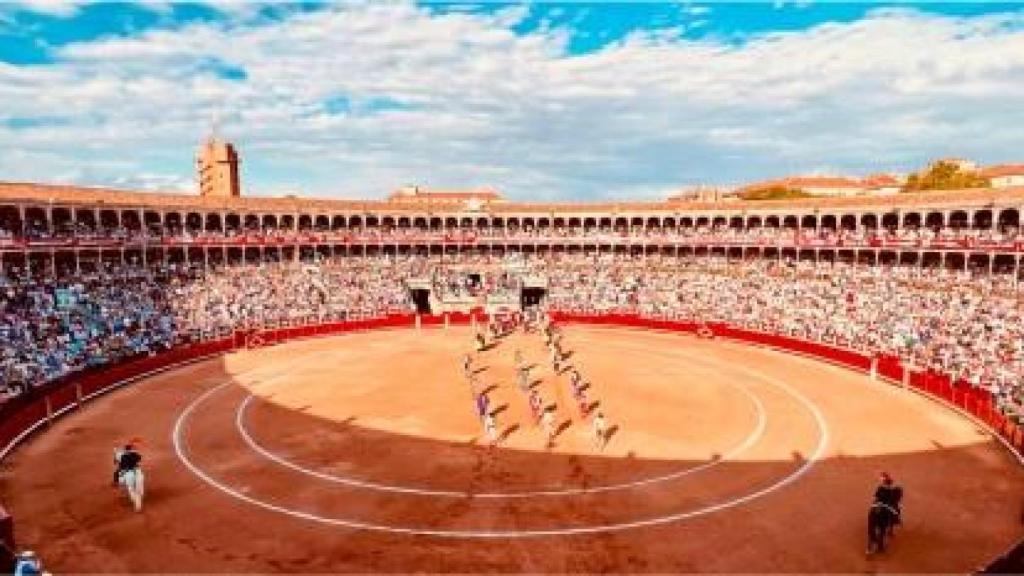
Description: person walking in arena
xmin=516 ymin=362 xmax=530 ymax=393
xmin=550 ymin=346 xmax=562 ymax=374
xmin=462 ymin=353 xmax=473 ymax=380
xmin=569 ymin=367 xmax=583 ymax=393
xmin=574 ymin=383 xmax=590 ymax=418
xmin=528 ymin=389 xmax=544 ymax=424
xmin=541 ymin=407 xmax=557 ymax=447
xmin=475 ymin=392 xmax=490 ymax=423
xmin=592 ymin=411 xmax=608 ymax=450
xmin=483 ymin=412 xmax=499 ymax=446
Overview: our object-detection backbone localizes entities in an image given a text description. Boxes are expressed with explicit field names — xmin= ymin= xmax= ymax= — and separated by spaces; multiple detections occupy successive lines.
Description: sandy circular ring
xmin=172 ymin=353 xmax=829 ymax=537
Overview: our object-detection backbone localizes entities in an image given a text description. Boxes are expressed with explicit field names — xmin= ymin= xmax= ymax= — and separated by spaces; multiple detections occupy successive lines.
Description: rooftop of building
xmin=979 ymin=164 xmax=1024 ymax=178
xmin=2 ymin=180 xmax=1024 ymax=215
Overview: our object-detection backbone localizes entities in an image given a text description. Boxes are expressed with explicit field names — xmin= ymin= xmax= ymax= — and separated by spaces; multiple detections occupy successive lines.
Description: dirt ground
xmin=1 ymin=325 xmax=1022 ymax=573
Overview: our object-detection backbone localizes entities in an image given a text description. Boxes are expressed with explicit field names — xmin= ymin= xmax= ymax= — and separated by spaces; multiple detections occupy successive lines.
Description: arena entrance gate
xmin=521 ymin=287 xmax=546 ymax=309
xmin=410 ymin=288 xmax=431 ymax=314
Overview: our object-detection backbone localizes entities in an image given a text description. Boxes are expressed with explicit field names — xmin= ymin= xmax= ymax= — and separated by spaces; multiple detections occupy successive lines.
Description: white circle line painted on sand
xmin=172 ymin=359 xmax=830 ymax=537
xmin=231 ymin=336 xmax=771 ymax=498
xmin=233 ymin=377 xmax=767 ymax=498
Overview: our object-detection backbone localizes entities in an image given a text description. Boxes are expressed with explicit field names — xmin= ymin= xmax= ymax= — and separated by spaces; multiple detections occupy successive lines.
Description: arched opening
xmin=75 ymin=208 xmax=98 ymax=232
xmin=998 ymin=209 xmax=1020 ymax=231
xmin=206 ymin=213 xmax=223 ymax=232
xmin=902 ymin=212 xmax=921 ymax=229
xmin=51 ymin=208 xmax=72 ymax=235
xmin=972 ymin=209 xmax=993 ymax=230
xmin=242 ymin=214 xmax=258 ymax=231
xmin=99 ymin=209 xmax=119 ymax=232
xmin=163 ymin=212 xmax=181 ymax=233
xmin=122 ymin=211 xmax=142 ymax=233
xmin=185 ymin=212 xmax=203 ymax=233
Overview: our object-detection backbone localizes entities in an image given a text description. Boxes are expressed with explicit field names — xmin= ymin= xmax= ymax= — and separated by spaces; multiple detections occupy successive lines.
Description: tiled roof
xmin=980 ymin=164 xmax=1024 ymax=178
xmin=2 ymin=181 xmax=1024 ymax=215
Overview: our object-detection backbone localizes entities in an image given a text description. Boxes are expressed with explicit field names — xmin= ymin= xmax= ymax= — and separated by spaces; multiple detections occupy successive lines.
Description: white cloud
xmin=1 ymin=3 xmax=1023 ymax=200
xmin=681 ymin=4 xmax=711 ymax=17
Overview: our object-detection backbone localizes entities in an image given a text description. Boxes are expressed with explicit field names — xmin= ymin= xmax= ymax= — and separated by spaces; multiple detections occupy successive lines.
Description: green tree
xmin=901 ymin=161 xmax=990 ymax=192
xmin=739 ymin=186 xmax=814 ymax=201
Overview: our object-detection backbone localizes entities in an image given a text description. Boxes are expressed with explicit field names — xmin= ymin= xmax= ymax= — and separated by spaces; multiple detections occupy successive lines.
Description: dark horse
xmin=867 ymin=502 xmax=899 ymax=554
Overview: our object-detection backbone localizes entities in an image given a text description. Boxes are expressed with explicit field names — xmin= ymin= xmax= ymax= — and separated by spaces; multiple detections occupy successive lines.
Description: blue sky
xmin=1 ymin=1 xmax=1023 ymax=199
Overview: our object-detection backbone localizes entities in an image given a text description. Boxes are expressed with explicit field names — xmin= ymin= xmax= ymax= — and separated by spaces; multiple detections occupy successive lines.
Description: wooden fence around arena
xmin=0 ymin=311 xmax=1020 ymax=569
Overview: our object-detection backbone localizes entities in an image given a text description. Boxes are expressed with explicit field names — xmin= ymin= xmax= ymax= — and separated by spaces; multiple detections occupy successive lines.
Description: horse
xmin=867 ymin=501 xmax=898 ymax=554
xmin=114 ymin=448 xmax=145 ymax=512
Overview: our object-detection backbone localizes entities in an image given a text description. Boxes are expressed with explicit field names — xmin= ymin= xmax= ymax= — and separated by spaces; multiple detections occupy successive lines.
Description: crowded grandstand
xmin=2 ymin=181 xmax=1024 ymax=433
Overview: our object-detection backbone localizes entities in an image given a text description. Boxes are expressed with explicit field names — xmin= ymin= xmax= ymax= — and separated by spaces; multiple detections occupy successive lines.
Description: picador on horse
xmin=112 ymin=440 xmax=146 ymax=512
xmin=112 ymin=442 xmax=142 ymax=486
xmin=867 ymin=472 xmax=903 ymax=555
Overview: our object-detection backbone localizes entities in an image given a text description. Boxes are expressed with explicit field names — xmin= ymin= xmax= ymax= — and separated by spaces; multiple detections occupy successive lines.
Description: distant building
xmin=387 ymin=185 xmax=503 ymax=211
xmin=197 ymin=138 xmax=241 ymax=198
xmin=668 ymin=186 xmax=734 ymax=203
xmin=861 ymin=173 xmax=903 ymax=195
xmin=738 ymin=176 xmax=863 ymax=197
xmin=934 ymin=157 xmax=978 ymax=172
xmin=737 ymin=173 xmax=904 ymax=198
xmin=980 ymin=164 xmax=1024 ymax=188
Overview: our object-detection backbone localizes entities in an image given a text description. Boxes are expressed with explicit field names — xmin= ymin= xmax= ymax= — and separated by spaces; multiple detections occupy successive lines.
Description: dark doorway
xmin=521 ymin=287 xmax=546 ymax=309
xmin=411 ymin=289 xmax=431 ymax=314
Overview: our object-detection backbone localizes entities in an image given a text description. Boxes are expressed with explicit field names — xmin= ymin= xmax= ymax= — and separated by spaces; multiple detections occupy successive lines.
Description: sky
xmin=0 ymin=1 xmax=1022 ymax=201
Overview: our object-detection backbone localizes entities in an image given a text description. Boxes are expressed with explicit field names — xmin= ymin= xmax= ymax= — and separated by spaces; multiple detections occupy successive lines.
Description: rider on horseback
xmin=867 ymin=471 xmax=905 ymax=554
xmin=112 ymin=441 xmax=142 ymax=487
xmin=873 ymin=472 xmax=903 ymax=527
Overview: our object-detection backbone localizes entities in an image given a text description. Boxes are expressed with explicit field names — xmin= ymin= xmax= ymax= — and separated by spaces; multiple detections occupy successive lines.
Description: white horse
xmin=113 ymin=448 xmax=145 ymax=512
